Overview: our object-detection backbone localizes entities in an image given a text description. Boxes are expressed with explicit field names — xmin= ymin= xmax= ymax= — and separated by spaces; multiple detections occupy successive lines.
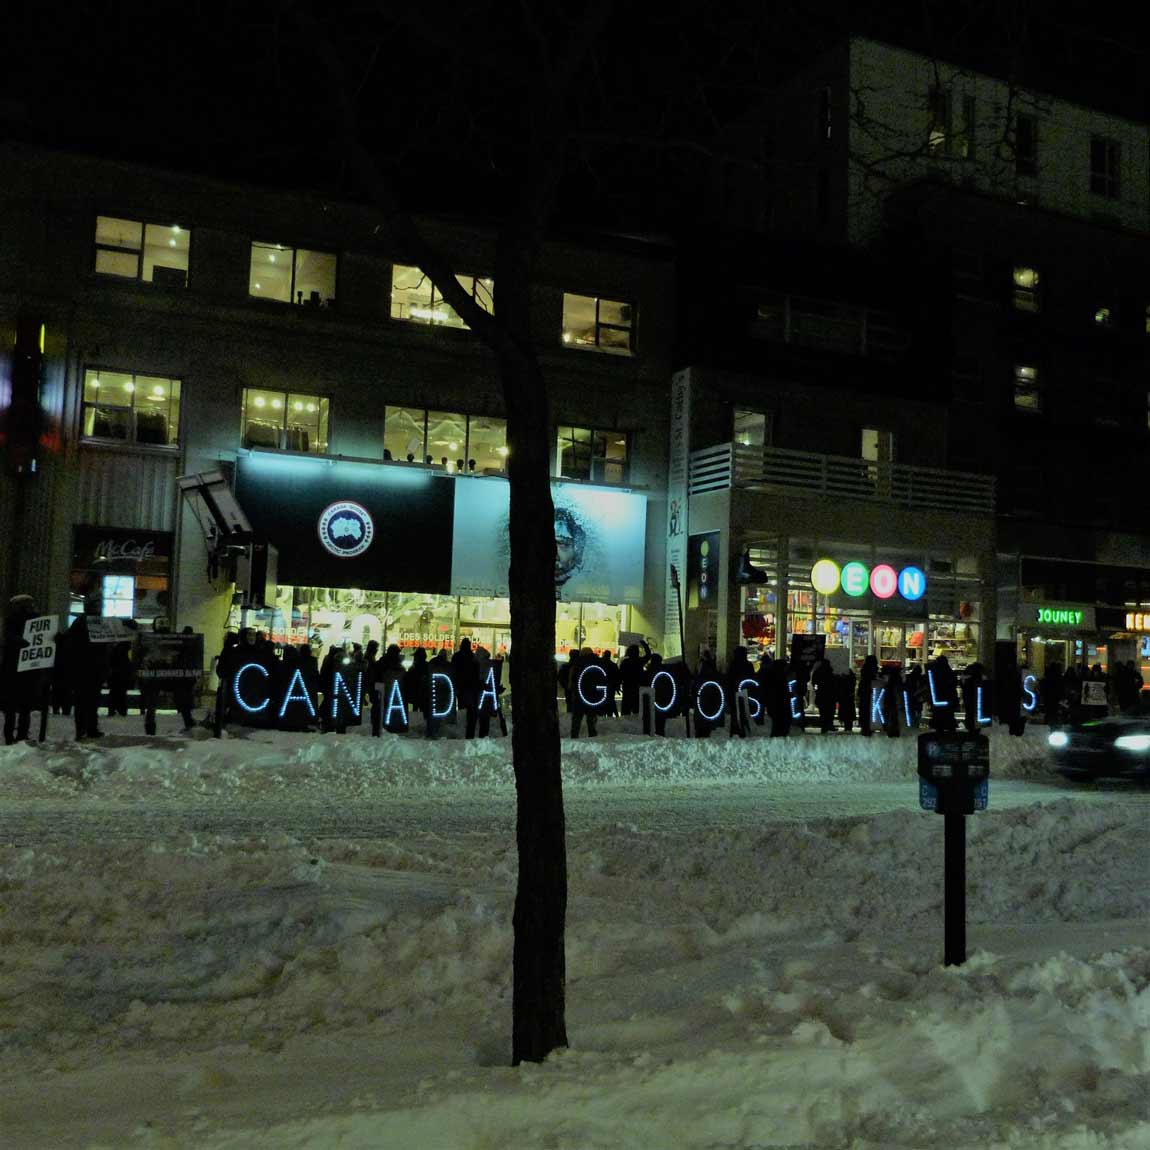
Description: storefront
xmin=223 ymin=451 xmax=648 ymax=661
xmin=733 ymin=539 xmax=984 ymax=672
xmin=1014 ymin=602 xmax=1102 ymax=676
xmin=69 ymin=526 xmax=174 ymax=623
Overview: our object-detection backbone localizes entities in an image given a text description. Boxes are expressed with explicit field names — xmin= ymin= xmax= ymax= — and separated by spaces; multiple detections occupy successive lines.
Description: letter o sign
xmin=869 ymin=563 xmax=897 ymax=600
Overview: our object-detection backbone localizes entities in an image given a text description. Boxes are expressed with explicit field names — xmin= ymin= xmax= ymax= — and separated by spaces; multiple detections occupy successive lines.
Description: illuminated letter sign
xmin=928 ymin=668 xmax=949 ymax=708
xmin=695 ymin=680 xmax=725 ymax=722
xmin=279 ymin=667 xmax=317 ymax=720
xmin=317 ymin=500 xmax=375 ymax=559
xmin=478 ymin=666 xmax=500 ymax=712
xmin=577 ymin=664 xmax=609 ymax=709
xmin=1035 ymin=607 xmax=1083 ymax=626
xmin=840 ymin=562 xmax=869 ymax=597
xmin=810 ymin=559 xmax=841 ymax=595
xmin=975 ymin=684 xmax=991 ymax=726
xmin=651 ymin=670 xmax=677 ymax=713
xmin=430 ymin=672 xmax=455 ymax=718
xmin=902 ymin=689 xmax=913 ymax=728
xmin=871 ymin=687 xmax=885 ymax=726
xmin=330 ymin=670 xmax=363 ymax=721
xmin=897 ymin=566 xmax=926 ymax=602
xmin=233 ymin=662 xmax=270 ymax=713
xmin=383 ymin=678 xmax=408 ymax=729
xmin=1022 ymin=673 xmax=1038 ymax=714
xmin=869 ymin=564 xmax=897 ymax=600
xmin=738 ymin=678 xmax=762 ymax=720
xmin=788 ymin=679 xmax=803 ymax=720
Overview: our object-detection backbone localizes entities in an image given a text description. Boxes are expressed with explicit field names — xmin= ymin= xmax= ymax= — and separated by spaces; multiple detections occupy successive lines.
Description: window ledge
xmin=80 ymin=437 xmax=181 ymax=454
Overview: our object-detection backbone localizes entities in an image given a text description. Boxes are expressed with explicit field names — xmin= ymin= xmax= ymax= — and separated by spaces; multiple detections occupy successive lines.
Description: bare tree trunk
xmin=497 ymin=228 xmax=567 ymax=1065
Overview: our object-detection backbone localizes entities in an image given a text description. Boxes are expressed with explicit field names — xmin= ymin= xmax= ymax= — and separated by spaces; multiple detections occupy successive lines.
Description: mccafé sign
xmin=810 ymin=558 xmax=926 ymax=601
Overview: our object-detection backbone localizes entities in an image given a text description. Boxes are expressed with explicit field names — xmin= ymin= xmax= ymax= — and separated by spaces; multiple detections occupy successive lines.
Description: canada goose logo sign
xmin=318 ymin=501 xmax=374 ymax=558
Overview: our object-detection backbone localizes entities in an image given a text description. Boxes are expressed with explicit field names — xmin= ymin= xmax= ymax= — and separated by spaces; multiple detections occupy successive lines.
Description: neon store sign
xmin=810 ymin=559 xmax=926 ymax=602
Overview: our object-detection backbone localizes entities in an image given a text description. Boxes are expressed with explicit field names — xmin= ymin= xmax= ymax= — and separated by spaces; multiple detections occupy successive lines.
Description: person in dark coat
xmin=857 ymin=655 xmax=879 ymax=736
xmin=961 ymin=662 xmax=987 ymax=733
xmin=753 ymin=653 xmax=773 ymax=727
xmin=407 ymin=648 xmax=430 ymax=718
xmin=68 ymin=611 xmax=110 ymax=740
xmin=1039 ymin=663 xmax=1064 ymax=726
xmin=2 ymin=595 xmax=41 ymax=744
xmin=998 ymin=664 xmax=1028 ymax=736
xmin=726 ymin=645 xmax=756 ymax=736
xmin=765 ymin=657 xmax=792 ymax=738
xmin=50 ymin=625 xmax=73 ymax=716
xmin=904 ymin=665 xmax=925 ymax=729
xmin=599 ymin=650 xmax=620 ymax=718
xmin=619 ymin=641 xmax=648 ymax=716
xmin=811 ymin=657 xmax=837 ymax=734
xmin=451 ymin=637 xmax=481 ymax=738
xmin=106 ymin=634 xmax=135 ymax=717
xmin=837 ymin=668 xmax=856 ymax=732
xmin=373 ymin=644 xmax=407 ymax=734
xmin=883 ymin=666 xmax=904 ymax=737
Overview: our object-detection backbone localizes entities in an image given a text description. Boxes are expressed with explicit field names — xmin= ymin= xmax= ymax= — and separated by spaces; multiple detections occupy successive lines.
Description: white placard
xmin=18 ymin=614 xmax=58 ymax=671
xmin=86 ymin=617 xmax=131 ymax=643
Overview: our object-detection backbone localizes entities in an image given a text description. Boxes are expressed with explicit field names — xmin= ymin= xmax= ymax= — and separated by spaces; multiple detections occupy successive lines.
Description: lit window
xmin=248 ymin=243 xmax=337 ymax=307
xmin=1090 ymin=137 xmax=1120 ymax=199
xmin=101 ymin=574 xmax=136 ymax=619
xmin=389 ymin=265 xmax=494 ymax=328
xmin=734 ymin=409 xmax=772 ymax=448
xmin=1094 ymin=305 xmax=1113 ymax=327
xmin=383 ymin=408 xmax=506 ymax=472
xmin=241 ymin=388 xmax=329 ymax=453
xmin=561 ymin=294 xmax=635 ymax=356
xmin=1013 ymin=364 xmax=1042 ymax=412
xmin=82 ymin=369 xmax=182 ymax=446
xmin=95 ymin=216 xmax=189 ymax=286
xmin=1015 ymin=113 xmax=1038 ymax=176
xmin=1012 ymin=267 xmax=1040 ymax=312
xmin=556 ymin=426 xmax=629 ymax=484
xmin=927 ymin=86 xmax=949 ymax=153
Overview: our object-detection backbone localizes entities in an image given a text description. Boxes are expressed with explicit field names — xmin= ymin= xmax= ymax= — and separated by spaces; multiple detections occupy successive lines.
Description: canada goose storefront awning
xmin=233 ymin=451 xmax=647 ymax=604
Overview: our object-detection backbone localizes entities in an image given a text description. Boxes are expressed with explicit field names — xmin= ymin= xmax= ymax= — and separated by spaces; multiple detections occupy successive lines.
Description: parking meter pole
xmin=944 ymin=811 xmax=966 ymax=966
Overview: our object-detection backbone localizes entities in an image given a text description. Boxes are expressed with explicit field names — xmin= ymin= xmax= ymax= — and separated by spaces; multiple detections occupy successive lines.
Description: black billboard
xmin=234 ymin=454 xmax=456 ymax=593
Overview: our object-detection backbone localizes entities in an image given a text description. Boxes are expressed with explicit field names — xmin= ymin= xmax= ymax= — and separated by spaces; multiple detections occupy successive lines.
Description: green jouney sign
xmin=1035 ymin=607 xmax=1081 ymax=625
xmin=1031 ymin=604 xmax=1094 ymax=628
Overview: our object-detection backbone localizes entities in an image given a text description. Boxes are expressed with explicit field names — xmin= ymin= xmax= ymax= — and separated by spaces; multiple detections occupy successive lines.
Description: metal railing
xmin=689 ymin=442 xmax=995 ymax=515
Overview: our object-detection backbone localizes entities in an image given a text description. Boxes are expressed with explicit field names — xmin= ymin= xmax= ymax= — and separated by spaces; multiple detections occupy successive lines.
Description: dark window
xmin=1090 ymin=137 xmax=1120 ymax=198
xmin=817 ymin=85 xmax=832 ymax=142
xmin=1016 ymin=114 xmax=1038 ymax=176
xmin=556 ymin=426 xmax=629 ymax=484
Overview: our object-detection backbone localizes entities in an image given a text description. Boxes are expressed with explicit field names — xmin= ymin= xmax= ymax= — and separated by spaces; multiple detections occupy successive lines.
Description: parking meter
xmin=917 ymin=732 xmax=989 ymax=967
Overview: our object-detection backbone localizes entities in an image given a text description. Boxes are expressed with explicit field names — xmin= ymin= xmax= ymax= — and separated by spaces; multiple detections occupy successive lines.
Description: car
xmin=1047 ymin=710 xmax=1150 ymax=780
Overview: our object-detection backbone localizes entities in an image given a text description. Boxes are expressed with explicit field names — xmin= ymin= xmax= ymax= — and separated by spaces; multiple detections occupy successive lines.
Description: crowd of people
xmin=3 ymin=592 xmax=1147 ymax=745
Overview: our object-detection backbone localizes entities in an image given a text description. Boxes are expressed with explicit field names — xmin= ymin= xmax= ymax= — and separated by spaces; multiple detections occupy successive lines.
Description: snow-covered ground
xmin=2 ymin=717 xmax=1148 ymax=1148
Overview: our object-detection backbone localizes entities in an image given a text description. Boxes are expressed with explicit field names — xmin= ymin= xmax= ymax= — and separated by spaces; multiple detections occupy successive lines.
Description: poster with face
xmin=451 ymin=477 xmax=646 ymax=603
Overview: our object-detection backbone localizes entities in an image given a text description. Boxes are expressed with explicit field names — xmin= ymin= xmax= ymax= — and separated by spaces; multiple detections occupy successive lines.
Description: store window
xmin=101 ymin=574 xmax=136 ymax=618
xmin=241 ymin=388 xmax=330 ymax=453
xmin=561 ymin=294 xmax=635 ymax=356
xmin=1089 ymin=137 xmax=1120 ymax=199
xmin=1016 ymin=113 xmax=1038 ymax=176
xmin=1012 ymin=266 xmax=1040 ymax=312
xmin=249 ymin=243 xmax=337 ymax=307
xmin=389 ymin=265 xmax=494 ymax=328
xmin=1013 ymin=364 xmax=1041 ymax=412
xmin=81 ymin=369 xmax=182 ymax=446
xmin=94 ymin=216 xmax=190 ymax=286
xmin=556 ymin=425 xmax=629 ymax=485
xmin=383 ymin=408 xmax=507 ymax=472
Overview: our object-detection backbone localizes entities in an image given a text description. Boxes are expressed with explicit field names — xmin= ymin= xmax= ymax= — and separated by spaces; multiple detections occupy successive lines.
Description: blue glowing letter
xmin=651 ymin=670 xmax=677 ymax=713
xmin=478 ymin=666 xmax=500 ymax=712
xmin=233 ymin=662 xmax=270 ymax=713
xmin=578 ymin=664 xmax=608 ymax=709
xmin=279 ymin=667 xmax=317 ymax=720
xmin=430 ymin=672 xmax=455 ymax=719
xmin=871 ymin=687 xmax=885 ymax=726
xmin=695 ymin=680 xmax=725 ymax=722
xmin=1022 ymin=673 xmax=1038 ymax=714
xmin=330 ymin=670 xmax=363 ymax=721
xmin=976 ymin=684 xmax=991 ymax=726
xmin=903 ymin=688 xmax=913 ymax=728
xmin=789 ymin=679 xmax=803 ymax=720
xmin=383 ymin=678 xmax=408 ymax=729
xmin=898 ymin=566 xmax=926 ymax=602
xmin=737 ymin=678 xmax=762 ymax=720
xmin=928 ymin=669 xmax=949 ymax=708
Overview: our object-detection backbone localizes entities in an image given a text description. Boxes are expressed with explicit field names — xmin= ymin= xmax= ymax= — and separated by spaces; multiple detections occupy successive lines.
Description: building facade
xmin=0 ymin=145 xmax=674 ymax=666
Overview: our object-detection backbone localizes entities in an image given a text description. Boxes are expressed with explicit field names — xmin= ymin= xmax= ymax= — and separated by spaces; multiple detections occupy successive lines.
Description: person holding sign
xmin=3 ymin=595 xmax=42 ymax=744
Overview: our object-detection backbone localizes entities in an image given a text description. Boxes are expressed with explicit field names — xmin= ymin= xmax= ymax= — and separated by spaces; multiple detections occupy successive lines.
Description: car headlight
xmin=1114 ymin=734 xmax=1150 ymax=752
xmin=1047 ymin=731 xmax=1069 ymax=748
